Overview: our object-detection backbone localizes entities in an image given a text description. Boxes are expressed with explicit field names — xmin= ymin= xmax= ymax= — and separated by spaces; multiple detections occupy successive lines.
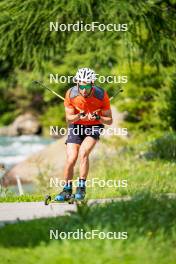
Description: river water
xmin=0 ymin=135 xmax=55 ymax=170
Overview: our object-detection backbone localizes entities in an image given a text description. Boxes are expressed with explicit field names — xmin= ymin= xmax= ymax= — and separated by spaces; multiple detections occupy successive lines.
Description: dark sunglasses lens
xmin=79 ymin=84 xmax=92 ymax=90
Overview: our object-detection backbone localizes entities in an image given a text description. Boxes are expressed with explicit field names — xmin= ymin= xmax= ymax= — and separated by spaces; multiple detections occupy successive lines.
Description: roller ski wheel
xmin=44 ymin=195 xmax=74 ymax=205
xmin=68 ymin=194 xmax=75 ymax=204
xmin=44 ymin=195 xmax=51 ymax=205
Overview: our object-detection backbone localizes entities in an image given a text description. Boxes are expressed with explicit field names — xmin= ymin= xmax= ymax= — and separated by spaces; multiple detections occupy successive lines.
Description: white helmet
xmin=73 ymin=68 xmax=97 ymax=83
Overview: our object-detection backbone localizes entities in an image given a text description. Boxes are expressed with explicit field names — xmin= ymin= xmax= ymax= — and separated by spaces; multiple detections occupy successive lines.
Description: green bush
xmin=116 ymin=65 xmax=173 ymax=131
xmin=148 ymin=133 xmax=176 ymax=161
xmin=40 ymin=104 xmax=66 ymax=128
xmin=0 ymin=112 xmax=17 ymax=126
xmin=167 ymin=75 xmax=176 ymax=130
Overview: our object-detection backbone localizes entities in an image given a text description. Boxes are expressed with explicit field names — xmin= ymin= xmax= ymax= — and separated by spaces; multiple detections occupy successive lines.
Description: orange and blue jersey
xmin=64 ymin=85 xmax=110 ymax=125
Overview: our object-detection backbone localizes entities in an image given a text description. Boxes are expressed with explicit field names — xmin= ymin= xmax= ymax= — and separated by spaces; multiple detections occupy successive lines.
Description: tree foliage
xmin=0 ymin=0 xmax=176 ymax=131
xmin=0 ymin=0 xmax=175 ymax=70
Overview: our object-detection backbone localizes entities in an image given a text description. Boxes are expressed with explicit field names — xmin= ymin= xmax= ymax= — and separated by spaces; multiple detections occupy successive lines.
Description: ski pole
xmin=33 ymin=80 xmax=86 ymax=114
xmin=33 ymin=80 xmax=123 ymax=116
xmin=109 ymin=87 xmax=123 ymax=101
xmin=33 ymin=80 xmax=65 ymax=101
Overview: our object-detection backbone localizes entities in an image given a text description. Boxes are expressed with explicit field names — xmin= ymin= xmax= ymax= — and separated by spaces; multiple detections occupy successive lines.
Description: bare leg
xmin=64 ymin=143 xmax=80 ymax=182
xmin=79 ymin=137 xmax=97 ymax=180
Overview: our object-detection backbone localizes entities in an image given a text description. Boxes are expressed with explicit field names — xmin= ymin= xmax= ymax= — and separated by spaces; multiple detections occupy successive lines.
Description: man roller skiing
xmin=55 ymin=68 xmax=112 ymax=201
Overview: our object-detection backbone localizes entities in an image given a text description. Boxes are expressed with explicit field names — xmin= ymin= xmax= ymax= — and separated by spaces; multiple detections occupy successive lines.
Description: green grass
xmin=0 ymin=193 xmax=176 ymax=263
xmin=0 ymin=156 xmax=175 ymax=202
xmin=0 ymin=132 xmax=176 ymax=202
xmin=0 ymin=194 xmax=44 ymax=203
xmin=0 ymin=237 xmax=176 ymax=264
xmin=0 ymin=133 xmax=176 ymax=262
xmin=88 ymin=155 xmax=176 ymax=199
xmin=87 ymin=132 xmax=176 ymax=199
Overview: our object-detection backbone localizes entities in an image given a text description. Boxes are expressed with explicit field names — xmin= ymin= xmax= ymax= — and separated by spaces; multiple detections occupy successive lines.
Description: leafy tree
xmin=168 ymin=75 xmax=176 ymax=130
xmin=0 ymin=0 xmax=175 ymax=71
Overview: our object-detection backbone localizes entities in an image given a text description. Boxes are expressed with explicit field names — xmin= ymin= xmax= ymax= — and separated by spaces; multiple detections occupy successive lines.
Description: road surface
xmin=0 ymin=197 xmax=131 ymax=225
xmin=1 ymin=194 xmax=175 ymax=226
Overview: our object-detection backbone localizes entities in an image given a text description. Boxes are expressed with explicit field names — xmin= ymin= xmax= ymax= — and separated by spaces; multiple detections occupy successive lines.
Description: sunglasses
xmin=79 ymin=84 xmax=92 ymax=90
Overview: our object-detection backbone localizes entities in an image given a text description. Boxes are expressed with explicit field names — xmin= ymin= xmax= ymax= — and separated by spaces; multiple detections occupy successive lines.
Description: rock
xmin=0 ymin=163 xmax=5 ymax=170
xmin=12 ymin=113 xmax=41 ymax=135
xmin=0 ymin=125 xmax=18 ymax=136
xmin=3 ymin=136 xmax=67 ymax=186
xmin=0 ymin=163 xmax=6 ymax=180
xmin=0 ymin=113 xmax=41 ymax=136
xmin=2 ymin=136 xmax=108 ymax=186
xmin=2 ymin=107 xmax=128 ymax=186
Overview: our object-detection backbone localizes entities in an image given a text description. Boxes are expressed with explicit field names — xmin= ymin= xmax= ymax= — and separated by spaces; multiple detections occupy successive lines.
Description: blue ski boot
xmin=55 ymin=184 xmax=72 ymax=202
xmin=75 ymin=179 xmax=86 ymax=200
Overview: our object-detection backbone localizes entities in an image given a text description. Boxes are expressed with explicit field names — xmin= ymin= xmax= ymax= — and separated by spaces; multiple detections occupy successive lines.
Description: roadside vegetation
xmin=1 ymin=131 xmax=176 ymax=202
xmin=0 ymin=193 xmax=176 ymax=263
xmin=0 ymin=1 xmax=176 ymax=263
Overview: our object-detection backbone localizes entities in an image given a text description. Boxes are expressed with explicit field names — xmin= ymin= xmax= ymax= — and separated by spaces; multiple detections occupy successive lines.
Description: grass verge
xmin=0 ymin=193 xmax=176 ymax=263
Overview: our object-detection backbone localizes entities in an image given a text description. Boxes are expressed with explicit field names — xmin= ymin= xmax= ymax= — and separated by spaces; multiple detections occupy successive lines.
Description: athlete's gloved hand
xmin=91 ymin=112 xmax=100 ymax=120
xmin=79 ymin=112 xmax=88 ymax=120
xmin=79 ymin=112 xmax=86 ymax=117
xmin=78 ymin=112 xmax=100 ymax=121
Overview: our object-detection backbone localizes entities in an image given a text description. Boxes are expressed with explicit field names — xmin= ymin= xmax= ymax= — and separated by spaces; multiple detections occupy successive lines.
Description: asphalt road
xmin=1 ymin=194 xmax=175 ymax=226
xmin=0 ymin=197 xmax=131 ymax=225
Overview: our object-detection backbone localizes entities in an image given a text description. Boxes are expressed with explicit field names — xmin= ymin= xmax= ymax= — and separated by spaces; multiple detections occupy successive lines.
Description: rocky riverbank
xmin=0 ymin=113 xmax=41 ymax=136
xmin=2 ymin=106 xmax=127 ymax=187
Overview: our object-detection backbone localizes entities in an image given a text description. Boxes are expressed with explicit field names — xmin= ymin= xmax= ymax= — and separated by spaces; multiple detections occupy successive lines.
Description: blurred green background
xmin=0 ymin=0 xmax=175 ymax=133
xmin=0 ymin=1 xmax=176 ymax=263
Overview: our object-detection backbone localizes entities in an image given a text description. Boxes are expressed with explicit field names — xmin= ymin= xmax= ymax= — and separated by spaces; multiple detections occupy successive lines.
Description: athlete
xmin=55 ymin=68 xmax=112 ymax=201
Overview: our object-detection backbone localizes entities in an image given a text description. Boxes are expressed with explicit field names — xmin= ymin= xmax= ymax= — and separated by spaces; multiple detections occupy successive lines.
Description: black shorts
xmin=65 ymin=124 xmax=104 ymax=145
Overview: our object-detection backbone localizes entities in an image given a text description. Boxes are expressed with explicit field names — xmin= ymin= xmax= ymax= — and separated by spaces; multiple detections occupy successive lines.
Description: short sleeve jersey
xmin=64 ymin=86 xmax=110 ymax=125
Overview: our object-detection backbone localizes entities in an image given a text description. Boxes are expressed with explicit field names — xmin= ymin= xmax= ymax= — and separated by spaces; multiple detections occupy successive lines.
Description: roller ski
xmin=44 ymin=181 xmax=86 ymax=205
xmin=45 ymin=185 xmax=73 ymax=205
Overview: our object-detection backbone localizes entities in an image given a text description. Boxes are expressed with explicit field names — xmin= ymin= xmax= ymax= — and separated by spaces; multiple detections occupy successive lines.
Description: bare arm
xmin=65 ymin=107 xmax=80 ymax=123
xmin=100 ymin=109 xmax=113 ymax=125
xmin=65 ymin=107 xmax=89 ymax=123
